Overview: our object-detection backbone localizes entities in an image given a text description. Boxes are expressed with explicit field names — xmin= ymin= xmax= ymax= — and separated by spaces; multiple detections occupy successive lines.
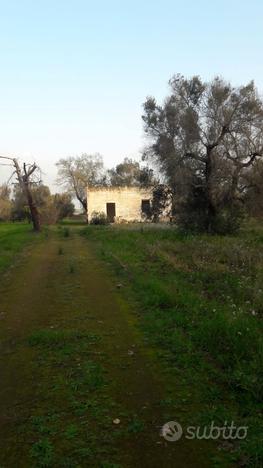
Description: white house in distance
xmin=87 ymin=186 xmax=153 ymax=223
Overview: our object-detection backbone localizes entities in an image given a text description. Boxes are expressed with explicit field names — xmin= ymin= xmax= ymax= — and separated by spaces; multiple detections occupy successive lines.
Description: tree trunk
xmin=229 ymin=168 xmax=240 ymax=202
xmin=12 ymin=159 xmax=41 ymax=232
xmin=78 ymin=196 xmax=88 ymax=222
xmin=80 ymin=198 xmax=87 ymax=212
xmin=205 ymin=148 xmax=216 ymax=233
xmin=24 ymin=181 xmax=41 ymax=232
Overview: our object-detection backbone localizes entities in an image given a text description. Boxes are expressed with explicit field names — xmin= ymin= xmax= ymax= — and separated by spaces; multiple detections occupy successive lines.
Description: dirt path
xmin=0 ymin=229 xmax=216 ymax=467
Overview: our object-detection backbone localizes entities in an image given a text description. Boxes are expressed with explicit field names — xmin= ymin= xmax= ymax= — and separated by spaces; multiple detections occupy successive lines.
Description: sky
xmin=0 ymin=0 xmax=263 ymax=190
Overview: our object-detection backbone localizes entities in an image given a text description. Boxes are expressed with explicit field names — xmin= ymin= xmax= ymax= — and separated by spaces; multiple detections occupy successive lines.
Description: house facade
xmin=87 ymin=186 xmax=153 ymax=223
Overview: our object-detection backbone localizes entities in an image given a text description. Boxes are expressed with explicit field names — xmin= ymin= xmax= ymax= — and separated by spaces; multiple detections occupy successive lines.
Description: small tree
xmin=151 ymin=184 xmax=173 ymax=222
xmin=11 ymin=186 xmax=31 ymax=222
xmin=53 ymin=193 xmax=75 ymax=220
xmin=56 ymin=154 xmax=106 ymax=211
xmin=108 ymin=158 xmax=155 ymax=187
xmin=0 ymin=185 xmax=12 ymax=221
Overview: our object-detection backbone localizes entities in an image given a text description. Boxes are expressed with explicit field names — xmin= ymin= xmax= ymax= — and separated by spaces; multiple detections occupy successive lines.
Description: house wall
xmin=87 ymin=186 xmax=153 ymax=222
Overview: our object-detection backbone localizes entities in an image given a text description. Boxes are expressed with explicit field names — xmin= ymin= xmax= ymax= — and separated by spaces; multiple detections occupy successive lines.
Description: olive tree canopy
xmin=108 ymin=157 xmax=155 ymax=187
xmin=142 ymin=75 xmax=263 ymax=232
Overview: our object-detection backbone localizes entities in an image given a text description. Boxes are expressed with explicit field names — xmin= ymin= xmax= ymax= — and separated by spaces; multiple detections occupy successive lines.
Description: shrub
xmin=63 ymin=227 xmax=70 ymax=237
xmin=90 ymin=211 xmax=110 ymax=225
xmin=176 ymin=185 xmax=245 ymax=234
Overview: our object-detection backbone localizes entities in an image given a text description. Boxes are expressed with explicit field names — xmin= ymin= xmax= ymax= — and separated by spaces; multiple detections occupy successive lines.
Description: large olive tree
xmin=142 ymin=75 xmax=263 ymax=233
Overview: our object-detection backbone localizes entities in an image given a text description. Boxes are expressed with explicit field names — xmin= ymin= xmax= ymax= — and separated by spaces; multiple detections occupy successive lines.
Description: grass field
xmin=2 ymin=226 xmax=218 ymax=467
xmin=1 ymin=221 xmax=262 ymax=466
xmin=0 ymin=222 xmax=37 ymax=273
xmin=82 ymin=222 xmax=263 ymax=466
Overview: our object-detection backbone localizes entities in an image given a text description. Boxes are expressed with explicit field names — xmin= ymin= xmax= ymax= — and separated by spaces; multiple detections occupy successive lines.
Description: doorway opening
xmin=141 ymin=199 xmax=151 ymax=218
xmin=106 ymin=203 xmax=116 ymax=223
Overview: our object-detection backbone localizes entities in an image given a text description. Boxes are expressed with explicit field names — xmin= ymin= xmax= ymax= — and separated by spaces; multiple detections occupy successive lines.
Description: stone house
xmin=87 ymin=186 xmax=153 ymax=223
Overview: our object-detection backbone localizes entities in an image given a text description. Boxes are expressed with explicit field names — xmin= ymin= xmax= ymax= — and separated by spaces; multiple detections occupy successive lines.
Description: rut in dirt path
xmin=0 ymin=229 xmax=213 ymax=467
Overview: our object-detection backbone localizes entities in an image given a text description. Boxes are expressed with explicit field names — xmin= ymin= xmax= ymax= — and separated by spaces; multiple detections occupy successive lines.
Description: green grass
xmin=23 ymin=325 xmax=154 ymax=466
xmin=0 ymin=222 xmax=36 ymax=273
xmin=25 ymin=328 xmax=124 ymax=466
xmin=81 ymin=223 xmax=263 ymax=466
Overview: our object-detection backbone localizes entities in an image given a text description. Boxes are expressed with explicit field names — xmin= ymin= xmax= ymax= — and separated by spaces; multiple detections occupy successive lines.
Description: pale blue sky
xmin=0 ymin=0 xmax=262 ymax=188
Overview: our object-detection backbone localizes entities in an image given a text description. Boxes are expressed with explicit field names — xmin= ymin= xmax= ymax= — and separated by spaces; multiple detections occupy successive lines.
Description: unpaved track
xmin=0 ymin=229 xmax=213 ymax=467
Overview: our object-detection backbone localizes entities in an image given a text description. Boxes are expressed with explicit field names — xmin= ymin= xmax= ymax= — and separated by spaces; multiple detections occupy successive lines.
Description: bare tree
xmin=0 ymin=156 xmax=41 ymax=231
